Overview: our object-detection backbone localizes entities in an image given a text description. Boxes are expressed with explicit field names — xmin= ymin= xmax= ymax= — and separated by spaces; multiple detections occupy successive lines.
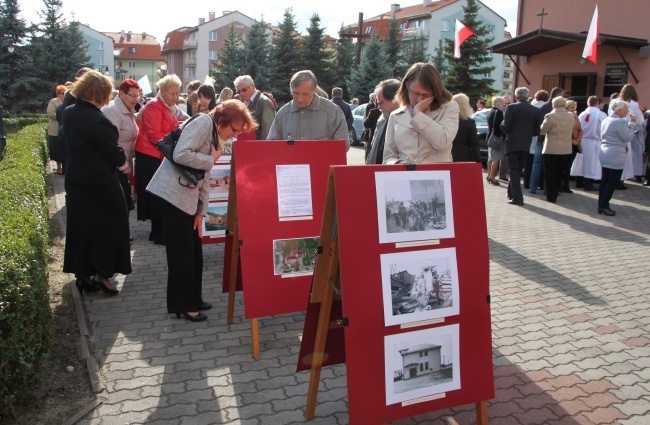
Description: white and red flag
xmin=582 ymin=5 xmax=599 ymax=64
xmin=454 ymin=19 xmax=475 ymax=59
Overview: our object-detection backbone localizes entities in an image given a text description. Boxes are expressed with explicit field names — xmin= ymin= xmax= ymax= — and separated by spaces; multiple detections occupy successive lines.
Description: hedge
xmin=3 ymin=115 xmax=48 ymax=135
xmin=0 ymin=123 xmax=52 ymax=418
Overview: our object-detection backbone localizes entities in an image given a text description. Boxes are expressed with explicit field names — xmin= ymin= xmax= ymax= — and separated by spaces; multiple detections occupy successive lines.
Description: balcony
xmin=183 ymin=39 xmax=197 ymax=49
xmin=184 ymin=58 xmax=196 ymax=66
xmin=401 ymin=28 xmax=429 ymax=40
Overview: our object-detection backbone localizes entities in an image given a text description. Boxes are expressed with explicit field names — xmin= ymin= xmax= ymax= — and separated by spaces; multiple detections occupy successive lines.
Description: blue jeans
xmin=529 ymin=141 xmax=544 ymax=192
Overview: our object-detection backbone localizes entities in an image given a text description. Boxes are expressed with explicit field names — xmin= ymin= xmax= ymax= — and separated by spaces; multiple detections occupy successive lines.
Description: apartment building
xmin=76 ymin=23 xmax=115 ymax=76
xmin=105 ymin=31 xmax=165 ymax=93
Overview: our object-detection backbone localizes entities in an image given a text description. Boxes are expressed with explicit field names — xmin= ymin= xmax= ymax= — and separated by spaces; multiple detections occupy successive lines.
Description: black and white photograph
xmin=384 ymin=324 xmax=460 ymax=405
xmin=375 ymin=171 xmax=455 ymax=244
xmin=202 ymin=202 xmax=228 ymax=237
xmin=209 ymin=165 xmax=231 ymax=200
xmin=380 ymin=248 xmax=460 ymax=327
xmin=272 ymin=236 xmax=320 ymax=277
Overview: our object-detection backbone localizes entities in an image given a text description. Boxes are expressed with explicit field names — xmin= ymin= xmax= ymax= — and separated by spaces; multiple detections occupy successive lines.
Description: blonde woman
xmin=218 ymin=87 xmax=233 ymax=102
xmin=486 ymin=96 xmax=506 ymax=185
xmin=451 ymin=93 xmax=480 ymax=162
xmin=134 ymin=74 xmax=182 ymax=244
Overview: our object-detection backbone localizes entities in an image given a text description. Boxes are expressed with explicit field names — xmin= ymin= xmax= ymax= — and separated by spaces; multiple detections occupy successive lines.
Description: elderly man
xmin=331 ymin=87 xmax=353 ymax=132
xmin=501 ymin=87 xmax=541 ymax=205
xmin=234 ymin=75 xmax=275 ymax=140
xmin=367 ymin=79 xmax=401 ymax=164
xmin=267 ymin=70 xmax=349 ymax=150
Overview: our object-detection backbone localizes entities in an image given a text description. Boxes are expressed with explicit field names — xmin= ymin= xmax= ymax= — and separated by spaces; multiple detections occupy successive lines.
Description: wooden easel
xmin=303 ymin=167 xmax=489 ymax=424
xmin=225 ymin=157 xmax=261 ymax=358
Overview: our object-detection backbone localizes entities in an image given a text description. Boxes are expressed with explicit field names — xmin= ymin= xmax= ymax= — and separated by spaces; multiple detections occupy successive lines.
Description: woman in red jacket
xmin=134 ymin=75 xmax=182 ymax=244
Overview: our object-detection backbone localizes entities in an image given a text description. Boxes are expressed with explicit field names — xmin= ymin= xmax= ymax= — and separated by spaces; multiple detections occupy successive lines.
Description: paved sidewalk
xmin=52 ymin=146 xmax=650 ymax=424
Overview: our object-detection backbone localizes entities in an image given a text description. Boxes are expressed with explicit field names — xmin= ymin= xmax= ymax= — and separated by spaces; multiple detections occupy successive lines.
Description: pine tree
xmin=0 ymin=0 xmax=41 ymax=112
xmin=441 ymin=0 xmax=496 ymax=103
xmin=212 ymin=24 xmax=246 ymax=91
xmin=331 ymin=25 xmax=356 ymax=101
xmin=268 ymin=8 xmax=302 ymax=103
xmin=301 ymin=14 xmax=332 ymax=92
xmin=432 ymin=39 xmax=445 ymax=74
xmin=346 ymin=34 xmax=391 ymax=103
xmin=383 ymin=18 xmax=401 ymax=78
xmin=243 ymin=18 xmax=271 ymax=90
xmin=401 ymin=37 xmax=431 ymax=75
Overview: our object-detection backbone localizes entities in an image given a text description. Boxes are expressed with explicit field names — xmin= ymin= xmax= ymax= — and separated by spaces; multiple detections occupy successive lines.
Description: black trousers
xmin=135 ymin=152 xmax=164 ymax=243
xmin=159 ymin=198 xmax=204 ymax=314
xmin=599 ymin=167 xmax=623 ymax=209
xmin=506 ymin=151 xmax=527 ymax=202
xmin=543 ymin=154 xmax=564 ymax=202
xmin=562 ymin=151 xmax=577 ymax=190
xmin=523 ymin=153 xmax=534 ymax=189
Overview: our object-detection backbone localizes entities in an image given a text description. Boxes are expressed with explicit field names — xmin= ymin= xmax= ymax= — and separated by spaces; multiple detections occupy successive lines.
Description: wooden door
xmin=543 ymin=75 xmax=560 ymax=93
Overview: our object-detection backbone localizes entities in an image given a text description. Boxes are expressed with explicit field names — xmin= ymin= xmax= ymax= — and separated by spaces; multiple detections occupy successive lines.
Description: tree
xmin=332 ymin=25 xmax=356 ymax=101
xmin=212 ymin=24 xmax=246 ymax=91
xmin=243 ymin=17 xmax=271 ymax=90
xmin=432 ymin=39 xmax=445 ymax=74
xmin=346 ymin=34 xmax=391 ymax=103
xmin=0 ymin=0 xmax=42 ymax=113
xmin=268 ymin=8 xmax=302 ymax=103
xmin=301 ymin=13 xmax=332 ymax=92
xmin=383 ymin=18 xmax=401 ymax=78
xmin=442 ymin=0 xmax=496 ymax=102
xmin=401 ymin=37 xmax=431 ymax=74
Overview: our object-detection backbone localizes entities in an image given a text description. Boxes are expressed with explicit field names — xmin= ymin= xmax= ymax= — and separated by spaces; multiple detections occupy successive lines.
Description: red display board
xmin=234 ymin=140 xmax=347 ymax=318
xmin=302 ymin=163 xmax=494 ymax=424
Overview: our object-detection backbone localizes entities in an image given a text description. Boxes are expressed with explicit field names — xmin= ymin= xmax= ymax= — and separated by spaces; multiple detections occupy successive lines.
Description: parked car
xmin=471 ymin=109 xmax=490 ymax=163
xmin=350 ymin=103 xmax=368 ymax=146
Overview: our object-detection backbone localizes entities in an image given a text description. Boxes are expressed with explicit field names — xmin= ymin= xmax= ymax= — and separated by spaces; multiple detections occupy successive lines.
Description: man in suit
xmin=331 ymin=87 xmax=353 ymax=132
xmin=500 ymin=87 xmax=541 ymax=205
xmin=234 ymin=75 xmax=276 ymax=140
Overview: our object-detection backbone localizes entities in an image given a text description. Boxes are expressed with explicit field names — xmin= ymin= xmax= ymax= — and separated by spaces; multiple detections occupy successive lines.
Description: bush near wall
xmin=0 ymin=124 xmax=52 ymax=418
xmin=3 ymin=115 xmax=48 ymax=134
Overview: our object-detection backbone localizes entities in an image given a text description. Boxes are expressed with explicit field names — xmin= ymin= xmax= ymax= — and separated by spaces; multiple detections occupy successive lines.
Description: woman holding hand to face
xmin=383 ymin=63 xmax=459 ymax=164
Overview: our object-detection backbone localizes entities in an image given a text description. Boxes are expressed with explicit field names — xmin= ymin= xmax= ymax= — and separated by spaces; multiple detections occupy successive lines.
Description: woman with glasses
xmin=134 ymin=75 xmax=183 ymax=244
xmin=383 ymin=62 xmax=459 ymax=164
xmin=147 ymin=100 xmax=257 ymax=322
xmin=102 ymin=79 xmax=141 ymax=211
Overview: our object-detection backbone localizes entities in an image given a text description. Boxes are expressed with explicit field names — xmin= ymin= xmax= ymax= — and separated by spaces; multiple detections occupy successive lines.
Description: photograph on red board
xmin=209 ymin=165 xmax=231 ymax=200
xmin=380 ymin=248 xmax=460 ymax=327
xmin=203 ymin=202 xmax=228 ymax=237
xmin=375 ymin=171 xmax=455 ymax=243
xmin=272 ymin=236 xmax=320 ymax=277
xmin=384 ymin=324 xmax=460 ymax=405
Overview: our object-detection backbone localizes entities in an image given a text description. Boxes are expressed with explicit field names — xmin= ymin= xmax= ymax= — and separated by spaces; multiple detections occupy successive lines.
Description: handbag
xmin=361 ymin=128 xmax=371 ymax=143
xmin=156 ymin=114 xmax=217 ymax=187
xmin=487 ymin=110 xmax=504 ymax=150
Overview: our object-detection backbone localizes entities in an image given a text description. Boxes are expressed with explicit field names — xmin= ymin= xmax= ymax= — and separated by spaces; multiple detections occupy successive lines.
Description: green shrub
xmin=0 ymin=124 xmax=52 ymax=418
xmin=3 ymin=115 xmax=48 ymax=134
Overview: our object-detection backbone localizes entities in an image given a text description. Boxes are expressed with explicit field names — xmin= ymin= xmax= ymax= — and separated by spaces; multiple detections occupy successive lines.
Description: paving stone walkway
xmin=51 ymin=146 xmax=650 ymax=424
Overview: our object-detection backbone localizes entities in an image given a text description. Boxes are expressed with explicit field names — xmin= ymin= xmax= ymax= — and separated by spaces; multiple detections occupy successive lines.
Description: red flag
xmin=582 ymin=5 xmax=599 ymax=64
xmin=454 ymin=19 xmax=475 ymax=59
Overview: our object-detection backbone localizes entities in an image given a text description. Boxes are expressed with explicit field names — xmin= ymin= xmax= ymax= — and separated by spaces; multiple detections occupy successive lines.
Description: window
xmin=399 ymin=21 xmax=407 ymax=31
xmin=97 ymin=57 xmax=104 ymax=65
xmin=128 ymin=61 xmax=136 ymax=68
xmin=116 ymin=61 xmax=123 ymax=67
xmin=441 ymin=20 xmax=449 ymax=31
xmin=168 ymin=55 xmax=173 ymax=63
xmin=129 ymin=47 xmax=136 ymax=54
xmin=209 ymin=31 xmax=217 ymax=41
xmin=483 ymin=71 xmax=491 ymax=78
xmin=165 ymin=37 xmax=170 ymax=45
xmin=365 ymin=25 xmax=372 ymax=34
xmin=98 ymin=41 xmax=104 ymax=50
xmin=503 ymin=72 xmax=511 ymax=79
xmin=487 ymin=25 xmax=495 ymax=36
xmin=419 ymin=363 xmax=424 ymax=371
xmin=425 ymin=362 xmax=429 ymax=370
xmin=209 ymin=50 xmax=218 ymax=60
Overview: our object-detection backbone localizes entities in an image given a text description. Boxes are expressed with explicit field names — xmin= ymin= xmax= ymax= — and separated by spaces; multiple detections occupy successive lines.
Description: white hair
xmin=610 ymin=98 xmax=629 ymax=112
xmin=234 ymin=75 xmax=254 ymax=87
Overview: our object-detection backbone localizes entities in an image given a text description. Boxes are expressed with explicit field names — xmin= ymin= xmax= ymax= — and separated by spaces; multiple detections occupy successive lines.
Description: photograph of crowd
xmin=375 ymin=171 xmax=455 ymax=243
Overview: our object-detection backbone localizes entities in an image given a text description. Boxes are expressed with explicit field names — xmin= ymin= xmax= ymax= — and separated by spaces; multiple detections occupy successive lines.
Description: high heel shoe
xmin=75 ymin=278 xmax=99 ymax=295
xmin=92 ymin=276 xmax=119 ymax=296
xmin=598 ymin=208 xmax=616 ymax=216
xmin=175 ymin=312 xmax=208 ymax=322
xmin=486 ymin=176 xmax=500 ymax=186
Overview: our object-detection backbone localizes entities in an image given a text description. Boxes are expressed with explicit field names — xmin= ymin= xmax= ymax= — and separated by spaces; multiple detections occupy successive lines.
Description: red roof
xmin=104 ymin=31 xmax=165 ymax=61
xmin=364 ymin=0 xmax=459 ymax=22
xmin=161 ymin=27 xmax=192 ymax=52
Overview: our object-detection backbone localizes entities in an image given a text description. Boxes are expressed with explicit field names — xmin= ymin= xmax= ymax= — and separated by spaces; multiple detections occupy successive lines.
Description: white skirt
xmin=621 ymin=143 xmax=635 ymax=180
xmin=581 ymin=138 xmax=601 ymax=180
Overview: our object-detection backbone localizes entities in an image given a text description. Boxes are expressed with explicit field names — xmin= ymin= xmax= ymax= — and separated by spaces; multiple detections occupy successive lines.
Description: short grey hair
xmin=492 ymin=96 xmax=504 ymax=106
xmin=375 ymin=78 xmax=401 ymax=101
xmin=369 ymin=92 xmax=377 ymax=102
xmin=234 ymin=75 xmax=254 ymax=87
xmin=332 ymin=87 xmax=343 ymax=97
xmin=610 ymin=98 xmax=629 ymax=112
xmin=157 ymin=75 xmax=182 ymax=92
xmin=514 ymin=87 xmax=529 ymax=99
xmin=290 ymin=70 xmax=317 ymax=90
xmin=551 ymin=96 xmax=566 ymax=108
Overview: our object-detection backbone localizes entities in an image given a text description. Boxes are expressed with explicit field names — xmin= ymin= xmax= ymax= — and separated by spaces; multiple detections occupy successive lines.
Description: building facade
xmin=105 ymin=31 xmax=165 ymax=94
xmin=77 ymin=24 xmax=114 ymax=76
xmin=491 ymin=0 xmax=650 ymax=101
xmin=399 ymin=343 xmax=442 ymax=380
xmin=348 ymin=0 xmax=507 ymax=93
xmin=161 ymin=27 xmax=192 ymax=84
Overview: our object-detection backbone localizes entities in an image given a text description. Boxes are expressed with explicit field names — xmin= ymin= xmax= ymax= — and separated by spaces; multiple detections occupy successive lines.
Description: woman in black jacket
xmin=63 ymin=71 xmax=131 ymax=296
xmin=451 ymin=93 xmax=480 ymax=162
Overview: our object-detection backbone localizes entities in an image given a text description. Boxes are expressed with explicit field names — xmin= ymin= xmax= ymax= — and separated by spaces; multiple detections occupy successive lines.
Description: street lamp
xmin=96 ymin=65 xmax=110 ymax=75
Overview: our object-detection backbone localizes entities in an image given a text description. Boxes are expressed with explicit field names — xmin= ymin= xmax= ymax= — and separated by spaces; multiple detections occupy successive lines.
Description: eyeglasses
xmin=124 ymin=92 xmax=139 ymax=99
xmin=229 ymin=123 xmax=241 ymax=134
xmin=238 ymin=83 xmax=253 ymax=93
xmin=407 ymin=88 xmax=432 ymax=100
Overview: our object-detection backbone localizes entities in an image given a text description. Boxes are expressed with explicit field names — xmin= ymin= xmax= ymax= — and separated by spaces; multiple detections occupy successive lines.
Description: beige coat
xmin=539 ymin=107 xmax=574 ymax=155
xmin=102 ymin=97 xmax=139 ymax=170
xmin=383 ymin=100 xmax=459 ymax=164
xmin=47 ymin=97 xmax=62 ymax=136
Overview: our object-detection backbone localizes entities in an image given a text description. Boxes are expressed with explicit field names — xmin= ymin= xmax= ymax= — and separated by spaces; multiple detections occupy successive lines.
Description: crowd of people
xmin=52 ymin=62 xmax=648 ymax=323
